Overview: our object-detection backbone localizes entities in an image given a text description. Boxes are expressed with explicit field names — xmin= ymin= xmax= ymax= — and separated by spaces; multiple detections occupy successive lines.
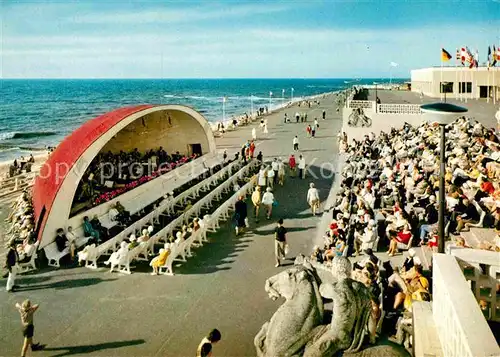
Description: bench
xmin=18 ymin=242 xmax=40 ymax=274
xmin=110 ymin=242 xmax=148 ymax=274
xmin=412 ymin=301 xmax=444 ymax=357
xmin=44 ymin=242 xmax=69 ymax=268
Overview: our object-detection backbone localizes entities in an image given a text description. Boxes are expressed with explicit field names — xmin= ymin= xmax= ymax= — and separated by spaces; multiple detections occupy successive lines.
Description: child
xmin=15 ymin=299 xmax=44 ymax=356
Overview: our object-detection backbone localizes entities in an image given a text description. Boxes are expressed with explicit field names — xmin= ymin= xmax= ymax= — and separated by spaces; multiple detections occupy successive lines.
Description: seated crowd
xmin=74 ymin=147 xmax=194 ymax=208
xmin=309 ymin=117 xmax=499 ymax=352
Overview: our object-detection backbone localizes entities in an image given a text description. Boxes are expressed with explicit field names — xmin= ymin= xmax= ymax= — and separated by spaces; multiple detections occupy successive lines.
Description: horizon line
xmin=0 ymin=77 xmax=409 ymax=80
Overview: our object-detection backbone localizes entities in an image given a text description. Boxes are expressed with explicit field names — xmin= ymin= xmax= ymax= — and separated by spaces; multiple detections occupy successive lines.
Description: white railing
xmin=376 ymin=103 xmax=422 ymax=115
xmin=347 ymin=100 xmax=374 ymax=109
xmin=432 ymin=254 xmax=499 ymax=357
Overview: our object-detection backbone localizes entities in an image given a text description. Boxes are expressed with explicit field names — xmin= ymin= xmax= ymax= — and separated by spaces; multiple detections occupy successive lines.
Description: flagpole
xmin=440 ymin=48 xmax=443 ymax=101
xmin=250 ymin=95 xmax=254 ymax=116
xmin=269 ymin=91 xmax=272 ymax=110
xmin=282 ymin=89 xmax=285 ymax=106
xmin=291 ymin=87 xmax=294 ymax=102
xmin=222 ymin=96 xmax=226 ymax=124
xmin=455 ymin=53 xmax=458 ymax=100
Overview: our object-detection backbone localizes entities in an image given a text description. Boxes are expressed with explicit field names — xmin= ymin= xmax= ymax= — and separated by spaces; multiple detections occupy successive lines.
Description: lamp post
xmin=373 ymin=82 xmax=378 ymax=113
xmin=421 ymin=103 xmax=468 ymax=254
xmin=282 ymin=89 xmax=285 ymax=106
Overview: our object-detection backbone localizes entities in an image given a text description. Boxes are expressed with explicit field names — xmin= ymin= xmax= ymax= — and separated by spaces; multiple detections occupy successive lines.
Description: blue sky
xmin=1 ymin=0 xmax=499 ymax=78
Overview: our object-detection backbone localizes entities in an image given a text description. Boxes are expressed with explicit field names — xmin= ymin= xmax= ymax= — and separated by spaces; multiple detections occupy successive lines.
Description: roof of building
xmin=32 ymin=105 xmax=154 ymax=233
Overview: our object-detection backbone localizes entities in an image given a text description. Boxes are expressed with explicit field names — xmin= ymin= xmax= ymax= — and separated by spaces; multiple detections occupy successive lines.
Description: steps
xmin=461 ymin=228 xmax=498 ymax=249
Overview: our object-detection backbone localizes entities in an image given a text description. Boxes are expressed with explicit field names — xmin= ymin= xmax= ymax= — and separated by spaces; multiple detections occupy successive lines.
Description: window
xmin=440 ymin=82 xmax=453 ymax=93
xmin=459 ymin=82 xmax=472 ymax=93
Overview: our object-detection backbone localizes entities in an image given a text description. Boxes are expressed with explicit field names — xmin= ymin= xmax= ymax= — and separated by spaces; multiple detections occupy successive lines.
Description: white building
xmin=411 ymin=66 xmax=500 ymax=101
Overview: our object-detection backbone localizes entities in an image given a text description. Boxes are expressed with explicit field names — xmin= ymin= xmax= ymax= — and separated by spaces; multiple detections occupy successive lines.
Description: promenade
xmin=0 ymin=93 xmax=343 ymax=356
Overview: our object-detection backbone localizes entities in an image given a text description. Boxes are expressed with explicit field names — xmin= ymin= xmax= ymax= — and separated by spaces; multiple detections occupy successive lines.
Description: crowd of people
xmin=8 ymin=155 xmax=35 ymax=178
xmin=307 ymin=116 xmax=499 ymax=352
xmin=74 ymin=147 xmax=191 ymax=207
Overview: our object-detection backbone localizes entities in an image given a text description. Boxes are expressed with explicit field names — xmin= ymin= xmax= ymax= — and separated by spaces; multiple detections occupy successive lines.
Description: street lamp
xmin=420 ymin=102 xmax=468 ymax=254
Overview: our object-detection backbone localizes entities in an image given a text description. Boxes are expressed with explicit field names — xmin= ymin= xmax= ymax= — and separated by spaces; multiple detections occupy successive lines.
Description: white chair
xmin=44 ymin=242 xmax=69 ymax=268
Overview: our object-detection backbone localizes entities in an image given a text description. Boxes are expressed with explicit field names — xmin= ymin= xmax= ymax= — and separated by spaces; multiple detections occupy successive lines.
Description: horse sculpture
xmin=254 ymin=264 xmax=324 ymax=357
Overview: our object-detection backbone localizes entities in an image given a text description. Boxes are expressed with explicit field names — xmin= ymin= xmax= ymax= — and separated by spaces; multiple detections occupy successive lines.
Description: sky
xmin=1 ymin=0 xmax=499 ymax=79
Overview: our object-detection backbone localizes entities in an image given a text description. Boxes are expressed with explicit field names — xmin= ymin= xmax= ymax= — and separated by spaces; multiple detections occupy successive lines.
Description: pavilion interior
xmin=70 ymin=109 xmax=210 ymax=216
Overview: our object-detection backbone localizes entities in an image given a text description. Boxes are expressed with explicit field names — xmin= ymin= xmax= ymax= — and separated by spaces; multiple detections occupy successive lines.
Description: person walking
xmin=16 ymin=299 xmax=44 ymax=356
xmin=252 ymin=127 xmax=257 ymax=141
xmin=289 ymin=154 xmax=297 ymax=178
xmin=295 ymin=112 xmax=300 ymax=123
xmin=314 ymin=118 xmax=319 ymax=129
xmin=311 ymin=124 xmax=316 ymax=138
xmin=298 ymin=155 xmax=306 ymax=179
xmin=271 ymin=158 xmax=279 ymax=185
xmin=274 ymin=218 xmax=287 ymax=267
xmin=284 ymin=113 xmax=288 ymax=123
xmin=234 ymin=196 xmax=248 ymax=235
xmin=262 ymin=187 xmax=275 ymax=220
xmin=6 ymin=238 xmax=19 ymax=292
xmin=266 ymin=165 xmax=275 ymax=188
xmin=306 ymin=124 xmax=312 ymax=137
xmin=263 ymin=121 xmax=269 ymax=134
xmin=196 ymin=329 xmax=221 ymax=357
xmin=257 ymin=166 xmax=267 ymax=191
xmin=251 ymin=186 xmax=261 ymax=222
xmin=307 ymin=182 xmax=321 ymax=215
xmin=293 ymin=136 xmax=299 ymax=151
xmin=249 ymin=140 xmax=256 ymax=159
xmin=322 ymin=110 xmax=326 ymax=120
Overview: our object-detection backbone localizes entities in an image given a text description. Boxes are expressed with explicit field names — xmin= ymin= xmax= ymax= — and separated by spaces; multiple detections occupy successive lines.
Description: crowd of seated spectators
xmin=5 ymin=191 xmax=38 ymax=263
xmin=308 ymin=117 xmax=499 ymax=351
xmin=74 ymin=147 xmax=192 ymax=206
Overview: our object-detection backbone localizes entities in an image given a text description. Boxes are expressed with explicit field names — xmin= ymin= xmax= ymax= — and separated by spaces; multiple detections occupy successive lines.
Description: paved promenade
xmin=0 ymin=93 xmax=343 ymax=357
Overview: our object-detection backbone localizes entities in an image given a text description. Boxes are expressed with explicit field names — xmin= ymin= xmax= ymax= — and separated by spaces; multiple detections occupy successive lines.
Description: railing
xmin=347 ymin=100 xmax=373 ymax=109
xmin=376 ymin=103 xmax=422 ymax=114
xmin=432 ymin=254 xmax=499 ymax=357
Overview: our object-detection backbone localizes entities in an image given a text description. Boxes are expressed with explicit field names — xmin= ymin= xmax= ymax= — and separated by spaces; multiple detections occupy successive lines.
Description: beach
xmin=0 ymin=90 xmax=344 ymax=356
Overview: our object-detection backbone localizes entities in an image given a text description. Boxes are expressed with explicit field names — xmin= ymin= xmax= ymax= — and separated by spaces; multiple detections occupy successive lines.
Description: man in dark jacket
xmin=6 ymin=239 xmax=19 ymax=292
xmin=234 ymin=196 xmax=248 ymax=235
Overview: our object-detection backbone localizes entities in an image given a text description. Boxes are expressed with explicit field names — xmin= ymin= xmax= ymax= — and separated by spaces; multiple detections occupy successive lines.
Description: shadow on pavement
xmin=43 ymin=339 xmax=146 ymax=357
xmin=18 ymin=277 xmax=117 ymax=291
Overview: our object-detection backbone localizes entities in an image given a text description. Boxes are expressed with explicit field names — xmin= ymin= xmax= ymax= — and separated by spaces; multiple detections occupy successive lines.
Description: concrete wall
xmin=411 ymin=67 xmax=500 ymax=100
xmin=101 ymin=109 xmax=210 ymax=156
xmin=433 ymin=254 xmax=499 ymax=357
xmin=342 ymin=106 xmax=425 ymax=142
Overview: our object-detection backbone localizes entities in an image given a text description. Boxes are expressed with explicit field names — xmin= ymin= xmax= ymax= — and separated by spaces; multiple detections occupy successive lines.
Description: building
xmin=32 ymin=105 xmax=218 ymax=248
xmin=411 ymin=66 xmax=500 ymax=101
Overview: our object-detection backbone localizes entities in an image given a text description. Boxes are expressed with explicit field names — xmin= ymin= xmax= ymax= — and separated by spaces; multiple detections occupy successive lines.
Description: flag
xmin=492 ymin=45 xmax=498 ymax=66
xmin=441 ymin=48 xmax=452 ymax=61
xmin=496 ymin=46 xmax=500 ymax=61
xmin=223 ymin=96 xmax=227 ymax=103
xmin=390 ymin=61 xmax=398 ymax=67
xmin=487 ymin=46 xmax=492 ymax=63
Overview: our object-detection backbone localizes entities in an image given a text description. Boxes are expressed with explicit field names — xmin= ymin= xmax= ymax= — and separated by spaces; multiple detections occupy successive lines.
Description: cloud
xmin=70 ymin=3 xmax=292 ymax=24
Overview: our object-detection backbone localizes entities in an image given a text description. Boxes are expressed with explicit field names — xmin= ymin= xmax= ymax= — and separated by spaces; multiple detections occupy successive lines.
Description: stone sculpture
xmin=254 ymin=264 xmax=324 ymax=357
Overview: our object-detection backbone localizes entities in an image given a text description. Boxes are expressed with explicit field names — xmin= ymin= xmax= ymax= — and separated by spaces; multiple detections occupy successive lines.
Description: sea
xmin=0 ymin=78 xmax=402 ymax=161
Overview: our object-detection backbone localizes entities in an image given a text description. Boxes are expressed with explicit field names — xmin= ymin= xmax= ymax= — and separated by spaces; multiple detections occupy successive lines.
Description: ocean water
xmin=0 ymin=78 xmax=398 ymax=161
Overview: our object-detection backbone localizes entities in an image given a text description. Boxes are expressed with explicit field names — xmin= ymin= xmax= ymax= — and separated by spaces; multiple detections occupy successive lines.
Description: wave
xmin=0 ymin=131 xmax=59 ymax=141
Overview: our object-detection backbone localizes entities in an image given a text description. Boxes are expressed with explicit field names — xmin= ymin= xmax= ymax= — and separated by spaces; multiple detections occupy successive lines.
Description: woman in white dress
xmin=261 ymin=187 xmax=275 ymax=220
xmin=307 ymin=182 xmax=320 ymax=215
xmin=263 ymin=119 xmax=269 ymax=134
xmin=257 ymin=166 xmax=267 ymax=190
xmin=252 ymin=127 xmax=257 ymax=140
xmin=278 ymin=158 xmax=286 ymax=186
